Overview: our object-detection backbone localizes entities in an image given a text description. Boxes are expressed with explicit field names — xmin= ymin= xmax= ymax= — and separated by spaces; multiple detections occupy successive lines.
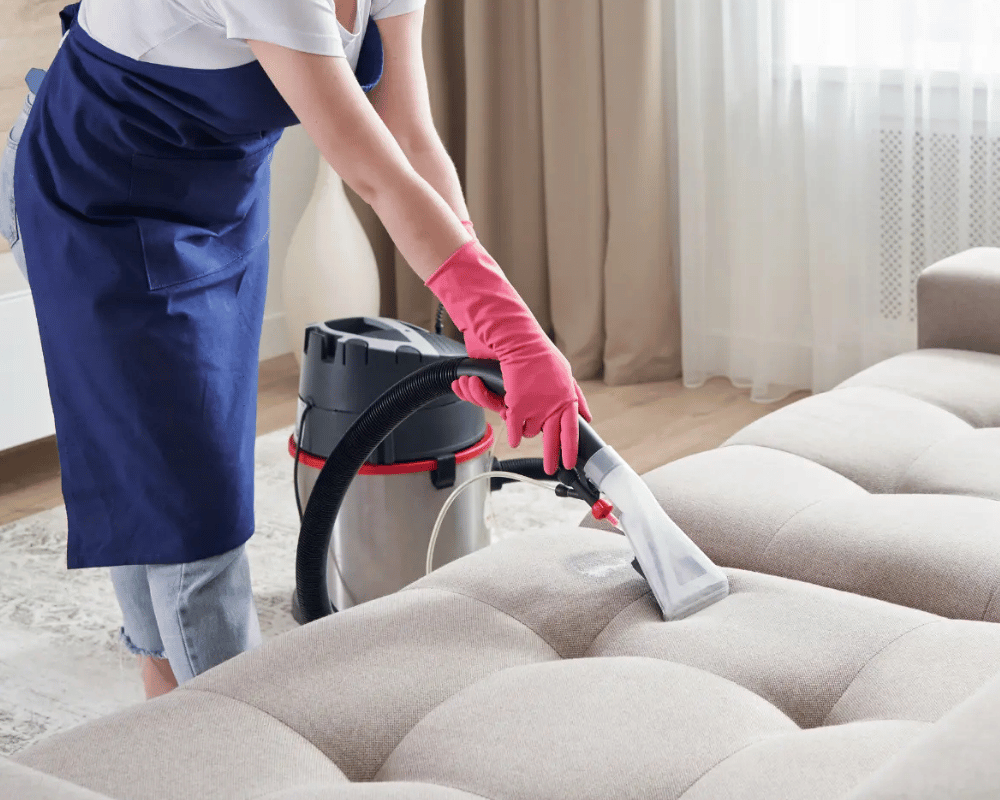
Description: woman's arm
xmin=367 ymin=9 xmax=470 ymax=223
xmin=248 ymin=37 xmax=469 ymax=281
xmin=251 ymin=19 xmax=592 ymax=470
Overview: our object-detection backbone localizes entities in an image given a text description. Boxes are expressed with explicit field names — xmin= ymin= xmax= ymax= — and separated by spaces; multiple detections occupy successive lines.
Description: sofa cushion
xmin=722 ymin=386 xmax=973 ymax=494
xmin=376 ymin=657 xmax=800 ymax=797
xmin=256 ymin=785 xmax=484 ymax=799
xmin=0 ymin=758 xmax=113 ymax=800
xmin=679 ymin=722 xmax=927 ymax=800
xmin=844 ymin=666 xmax=1000 ymax=799
xmin=900 ymin=428 xmax=1000 ymax=499
xmin=64 ymin=588 xmax=559 ymax=788
xmin=10 ymin=689 xmax=348 ymax=800
xmin=836 ymin=348 xmax=1000 ymax=428
xmin=581 ymin=348 xmax=1000 ymax=621
xmin=18 ymin=529 xmax=1000 ymax=800
xmin=587 ymin=571 xmax=1000 ymax=729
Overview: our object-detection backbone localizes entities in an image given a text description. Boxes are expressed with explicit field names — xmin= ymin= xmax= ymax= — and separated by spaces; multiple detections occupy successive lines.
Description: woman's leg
xmin=146 ymin=543 xmax=262 ymax=684
xmin=138 ymin=654 xmax=179 ymax=699
xmin=110 ymin=544 xmax=260 ymax=691
xmin=109 ymin=565 xmax=178 ymax=699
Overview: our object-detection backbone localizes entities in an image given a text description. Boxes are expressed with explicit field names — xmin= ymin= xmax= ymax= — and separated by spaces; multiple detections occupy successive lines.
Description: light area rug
xmin=0 ymin=424 xmax=592 ymax=756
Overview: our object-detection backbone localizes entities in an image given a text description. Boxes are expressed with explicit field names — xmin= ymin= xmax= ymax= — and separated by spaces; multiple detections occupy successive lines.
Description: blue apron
xmin=14 ymin=3 xmax=383 ymax=568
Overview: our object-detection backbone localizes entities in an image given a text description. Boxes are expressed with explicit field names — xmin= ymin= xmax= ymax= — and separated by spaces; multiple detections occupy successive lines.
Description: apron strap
xmin=355 ymin=18 xmax=384 ymax=93
xmin=60 ymin=3 xmax=81 ymax=36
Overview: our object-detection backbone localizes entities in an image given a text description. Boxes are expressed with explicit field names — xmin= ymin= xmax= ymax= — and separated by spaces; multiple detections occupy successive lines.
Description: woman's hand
xmin=454 ymin=339 xmax=593 ymax=476
xmin=427 ymin=240 xmax=592 ymax=475
xmin=451 ymin=221 xmax=592 ymax=451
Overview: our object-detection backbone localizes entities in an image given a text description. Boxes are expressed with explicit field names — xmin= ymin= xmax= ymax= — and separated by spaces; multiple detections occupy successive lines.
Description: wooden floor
xmin=0 ymin=354 xmax=807 ymax=526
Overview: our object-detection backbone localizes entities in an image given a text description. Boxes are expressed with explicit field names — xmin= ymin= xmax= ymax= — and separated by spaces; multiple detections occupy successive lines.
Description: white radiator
xmin=879 ymin=127 xmax=1000 ymax=322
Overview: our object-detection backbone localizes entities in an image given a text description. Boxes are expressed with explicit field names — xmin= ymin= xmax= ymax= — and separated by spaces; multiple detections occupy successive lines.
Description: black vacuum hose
xmin=294 ymin=357 xmax=607 ymax=623
xmin=490 ymin=457 xmax=553 ymax=489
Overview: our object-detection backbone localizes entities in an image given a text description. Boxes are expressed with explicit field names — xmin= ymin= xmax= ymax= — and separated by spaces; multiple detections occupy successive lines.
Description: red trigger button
xmin=591 ymin=499 xmax=619 ymax=527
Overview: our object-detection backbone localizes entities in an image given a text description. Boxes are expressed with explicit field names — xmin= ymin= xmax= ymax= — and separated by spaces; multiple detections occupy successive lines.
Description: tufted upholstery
xmin=5 ymin=248 xmax=1000 ymax=799
xmin=583 ymin=250 xmax=1000 ymax=624
xmin=8 ymin=528 xmax=1000 ymax=799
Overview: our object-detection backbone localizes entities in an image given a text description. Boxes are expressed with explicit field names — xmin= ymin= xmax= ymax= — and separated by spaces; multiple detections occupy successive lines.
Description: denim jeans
xmin=1 ymin=89 xmax=33 ymax=280
xmin=109 ymin=543 xmax=262 ymax=684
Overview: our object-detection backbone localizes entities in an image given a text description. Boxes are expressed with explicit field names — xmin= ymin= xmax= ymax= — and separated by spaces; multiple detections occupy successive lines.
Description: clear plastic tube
xmin=426 ymin=469 xmax=561 ymax=575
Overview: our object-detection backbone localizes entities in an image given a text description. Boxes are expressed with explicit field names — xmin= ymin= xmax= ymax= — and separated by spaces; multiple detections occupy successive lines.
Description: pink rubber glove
xmin=452 ymin=220 xmax=487 ymax=410
xmin=454 ymin=219 xmax=592 ymax=434
xmin=426 ymin=238 xmax=592 ymax=475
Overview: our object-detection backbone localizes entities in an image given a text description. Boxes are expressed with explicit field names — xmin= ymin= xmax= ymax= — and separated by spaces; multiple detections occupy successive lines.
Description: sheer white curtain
xmin=673 ymin=0 xmax=1000 ymax=401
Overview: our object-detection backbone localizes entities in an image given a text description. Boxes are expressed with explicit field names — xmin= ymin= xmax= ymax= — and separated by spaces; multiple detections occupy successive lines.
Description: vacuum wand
xmin=458 ymin=359 xmax=730 ymax=620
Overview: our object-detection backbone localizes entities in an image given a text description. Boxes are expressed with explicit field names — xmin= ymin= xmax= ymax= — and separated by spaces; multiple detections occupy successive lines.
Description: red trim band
xmin=288 ymin=424 xmax=495 ymax=475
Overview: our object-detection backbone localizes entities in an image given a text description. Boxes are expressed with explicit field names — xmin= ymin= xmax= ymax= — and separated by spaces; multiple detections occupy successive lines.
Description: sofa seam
xmin=583 ymin=590 xmax=655 ymax=658
xmin=399 ymin=586 xmax=562 ymax=658
xmin=723 ymin=435 xmax=960 ymax=497
xmin=674 ymin=730 xmax=792 ymax=800
xmin=820 ymin=619 xmax=943 ymax=727
xmin=893 ymin=432 xmax=971 ymax=494
xmin=374 ymin=691 xmax=482 ymax=781
xmin=979 ymin=575 xmax=1000 ymax=621
xmin=837 ymin=379 xmax=990 ymax=428
xmin=845 ymin=385 xmax=985 ymax=493
xmin=372 ymin=652 xmax=568 ymax=784
xmin=724 ymin=383 xmax=978 ymax=494
xmin=403 ymin=584 xmax=657 ymax=661
xmin=826 ymin=384 xmax=980 ymax=429
xmin=196 ymin=587 xmax=562 ymax=788
xmin=835 ymin=385 xmax=977 ymax=494
xmin=757 ymin=496 xmax=836 ymax=565
xmin=178 ymin=686 xmax=345 ymax=775
xmin=718 ymin=443 xmax=868 ymax=491
xmin=249 ymin=780 xmax=495 ymax=800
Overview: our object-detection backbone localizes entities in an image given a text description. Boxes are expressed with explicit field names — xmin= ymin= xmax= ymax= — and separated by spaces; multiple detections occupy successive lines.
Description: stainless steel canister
xmin=290 ymin=427 xmax=494 ymax=610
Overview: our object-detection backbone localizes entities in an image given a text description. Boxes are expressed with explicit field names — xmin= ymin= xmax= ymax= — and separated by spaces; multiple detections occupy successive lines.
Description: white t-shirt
xmin=76 ymin=0 xmax=425 ymax=70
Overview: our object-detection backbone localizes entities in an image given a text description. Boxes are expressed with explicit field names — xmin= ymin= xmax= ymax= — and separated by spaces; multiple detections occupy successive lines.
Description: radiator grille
xmin=880 ymin=129 xmax=1000 ymax=321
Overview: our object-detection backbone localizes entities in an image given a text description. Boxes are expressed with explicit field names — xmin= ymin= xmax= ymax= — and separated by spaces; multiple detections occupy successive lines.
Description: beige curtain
xmin=350 ymin=0 xmax=681 ymax=386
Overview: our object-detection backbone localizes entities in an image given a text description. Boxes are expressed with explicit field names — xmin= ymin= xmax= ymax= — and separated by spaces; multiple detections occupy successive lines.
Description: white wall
xmin=0 ymin=252 xmax=55 ymax=450
xmin=261 ymin=125 xmax=322 ymax=361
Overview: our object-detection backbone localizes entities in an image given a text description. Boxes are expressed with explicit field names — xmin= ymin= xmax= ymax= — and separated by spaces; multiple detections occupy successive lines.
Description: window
xmin=785 ymin=0 xmax=1000 ymax=74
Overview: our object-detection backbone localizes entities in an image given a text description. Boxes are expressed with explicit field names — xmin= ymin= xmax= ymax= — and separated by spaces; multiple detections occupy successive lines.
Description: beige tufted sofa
xmin=581 ymin=247 xmax=1000 ymax=623
xmin=3 ymin=248 xmax=1000 ymax=799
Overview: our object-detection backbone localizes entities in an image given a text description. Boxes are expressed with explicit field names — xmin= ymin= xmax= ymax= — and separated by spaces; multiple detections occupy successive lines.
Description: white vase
xmin=282 ymin=161 xmax=381 ymax=366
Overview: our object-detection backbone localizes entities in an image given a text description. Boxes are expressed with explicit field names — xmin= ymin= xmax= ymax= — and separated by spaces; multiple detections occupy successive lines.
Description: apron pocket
xmin=129 ymin=145 xmax=273 ymax=291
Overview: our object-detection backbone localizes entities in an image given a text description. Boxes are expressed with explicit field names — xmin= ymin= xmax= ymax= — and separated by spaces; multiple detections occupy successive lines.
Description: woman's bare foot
xmin=138 ymin=655 xmax=178 ymax=699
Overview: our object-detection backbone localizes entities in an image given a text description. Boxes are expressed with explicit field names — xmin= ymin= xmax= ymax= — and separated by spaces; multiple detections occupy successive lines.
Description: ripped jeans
xmin=109 ymin=543 xmax=262 ymax=684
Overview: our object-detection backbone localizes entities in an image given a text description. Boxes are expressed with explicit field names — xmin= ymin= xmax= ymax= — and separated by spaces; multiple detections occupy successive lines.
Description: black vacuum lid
xmin=296 ymin=317 xmax=487 ymax=465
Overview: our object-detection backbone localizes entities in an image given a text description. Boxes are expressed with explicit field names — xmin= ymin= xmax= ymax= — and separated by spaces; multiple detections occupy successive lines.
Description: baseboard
xmin=260 ymin=312 xmax=293 ymax=362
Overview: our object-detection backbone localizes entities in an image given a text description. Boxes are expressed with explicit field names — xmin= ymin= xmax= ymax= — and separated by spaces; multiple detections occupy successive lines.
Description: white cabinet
xmin=0 ymin=252 xmax=55 ymax=451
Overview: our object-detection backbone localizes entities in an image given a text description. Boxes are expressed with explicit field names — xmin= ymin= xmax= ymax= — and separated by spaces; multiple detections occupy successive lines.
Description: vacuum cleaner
xmin=289 ymin=315 xmax=729 ymax=624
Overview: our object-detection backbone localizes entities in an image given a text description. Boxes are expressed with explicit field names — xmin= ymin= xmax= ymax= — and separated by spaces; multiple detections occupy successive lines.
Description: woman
xmin=3 ymin=0 xmax=591 ymax=699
